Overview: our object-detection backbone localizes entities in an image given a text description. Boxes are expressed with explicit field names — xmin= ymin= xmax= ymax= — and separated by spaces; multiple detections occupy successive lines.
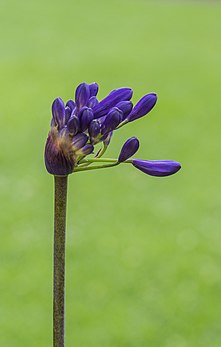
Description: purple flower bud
xmin=118 ymin=137 xmax=139 ymax=163
xmin=76 ymin=144 xmax=94 ymax=156
xmin=65 ymin=106 xmax=72 ymax=123
xmin=67 ymin=115 xmax=80 ymax=135
xmin=66 ymin=100 xmax=76 ymax=111
xmin=75 ymin=82 xmax=90 ymax=109
xmin=88 ymin=119 xmax=101 ymax=143
xmin=72 ymin=133 xmax=88 ymax=151
xmin=88 ymin=96 xmax=99 ymax=108
xmin=78 ymin=107 xmax=94 ymax=132
xmin=52 ymin=98 xmax=66 ymax=128
xmin=93 ymin=88 xmax=133 ymax=118
xmin=132 ymin=159 xmax=181 ymax=177
xmin=115 ymin=101 xmax=133 ymax=120
xmin=127 ymin=93 xmax=157 ymax=122
xmin=101 ymin=107 xmax=123 ymax=135
xmin=89 ymin=82 xmax=99 ymax=97
xmin=44 ymin=132 xmax=74 ymax=175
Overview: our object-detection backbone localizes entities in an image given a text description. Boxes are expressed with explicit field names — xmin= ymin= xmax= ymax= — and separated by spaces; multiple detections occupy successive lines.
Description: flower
xmin=126 ymin=93 xmax=157 ymax=122
xmin=118 ymin=137 xmax=139 ymax=163
xmin=132 ymin=159 xmax=181 ymax=177
xmin=45 ymin=81 xmax=181 ymax=177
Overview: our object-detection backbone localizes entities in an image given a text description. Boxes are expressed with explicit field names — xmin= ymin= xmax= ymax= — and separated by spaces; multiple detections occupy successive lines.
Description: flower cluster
xmin=44 ymin=82 xmax=181 ymax=177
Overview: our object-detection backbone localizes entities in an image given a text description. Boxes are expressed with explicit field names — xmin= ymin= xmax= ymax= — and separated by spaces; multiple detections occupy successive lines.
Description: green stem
xmin=53 ymin=176 xmax=68 ymax=347
xmin=75 ymin=162 xmax=120 ymax=172
xmin=84 ymin=158 xmax=118 ymax=163
xmin=81 ymin=157 xmax=132 ymax=164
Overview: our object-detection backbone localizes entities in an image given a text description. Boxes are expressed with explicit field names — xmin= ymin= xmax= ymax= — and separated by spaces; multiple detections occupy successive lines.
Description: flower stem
xmin=74 ymin=162 xmax=120 ymax=172
xmin=80 ymin=158 xmax=131 ymax=164
xmin=53 ymin=175 xmax=68 ymax=347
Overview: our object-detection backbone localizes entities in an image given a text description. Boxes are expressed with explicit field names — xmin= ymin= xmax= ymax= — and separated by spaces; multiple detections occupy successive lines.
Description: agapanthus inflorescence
xmin=45 ymin=82 xmax=181 ymax=177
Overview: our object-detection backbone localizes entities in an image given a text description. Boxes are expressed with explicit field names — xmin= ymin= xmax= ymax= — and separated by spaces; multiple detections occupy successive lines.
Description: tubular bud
xmin=118 ymin=137 xmax=139 ymax=162
xmin=127 ymin=93 xmax=157 ymax=122
xmin=132 ymin=159 xmax=181 ymax=177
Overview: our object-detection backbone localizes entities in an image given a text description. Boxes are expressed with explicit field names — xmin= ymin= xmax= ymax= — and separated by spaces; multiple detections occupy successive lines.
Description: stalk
xmin=53 ymin=175 xmax=68 ymax=347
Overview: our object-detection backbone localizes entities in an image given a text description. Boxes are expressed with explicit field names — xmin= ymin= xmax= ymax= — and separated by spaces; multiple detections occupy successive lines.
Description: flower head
xmin=45 ymin=82 xmax=181 ymax=178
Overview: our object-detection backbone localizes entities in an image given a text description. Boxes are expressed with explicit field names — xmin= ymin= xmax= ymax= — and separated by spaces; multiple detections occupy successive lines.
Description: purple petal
xmin=132 ymin=159 xmax=181 ymax=177
xmin=101 ymin=107 xmax=123 ymax=135
xmin=67 ymin=115 xmax=80 ymax=135
xmin=127 ymin=93 xmax=157 ymax=122
xmin=52 ymin=98 xmax=66 ymax=128
xmin=72 ymin=133 xmax=88 ymax=150
xmin=93 ymin=87 xmax=133 ymax=118
xmin=118 ymin=137 xmax=139 ymax=163
xmin=75 ymin=82 xmax=90 ymax=109
xmin=89 ymin=82 xmax=99 ymax=97
xmin=78 ymin=107 xmax=94 ymax=132
xmin=115 ymin=101 xmax=133 ymax=120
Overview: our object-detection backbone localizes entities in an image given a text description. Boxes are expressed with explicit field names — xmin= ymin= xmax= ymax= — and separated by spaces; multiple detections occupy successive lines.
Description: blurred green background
xmin=1 ymin=0 xmax=221 ymax=346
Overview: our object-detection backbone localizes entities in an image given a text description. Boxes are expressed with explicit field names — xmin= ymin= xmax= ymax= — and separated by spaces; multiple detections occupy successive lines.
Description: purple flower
xmin=89 ymin=82 xmax=99 ymax=97
xmin=72 ymin=133 xmax=88 ymax=150
xmin=67 ymin=115 xmax=79 ymax=135
xmin=132 ymin=159 xmax=181 ymax=177
xmin=115 ymin=101 xmax=133 ymax=120
xmin=101 ymin=107 xmax=123 ymax=135
xmin=88 ymin=96 xmax=98 ymax=108
xmin=118 ymin=137 xmax=139 ymax=162
xmin=126 ymin=93 xmax=157 ymax=122
xmin=66 ymin=100 xmax=76 ymax=112
xmin=93 ymin=88 xmax=133 ymax=118
xmin=45 ymin=81 xmax=181 ymax=178
xmin=88 ymin=120 xmax=101 ymax=144
xmin=75 ymin=82 xmax=90 ymax=109
xmin=52 ymin=98 xmax=66 ymax=128
xmin=78 ymin=107 xmax=94 ymax=132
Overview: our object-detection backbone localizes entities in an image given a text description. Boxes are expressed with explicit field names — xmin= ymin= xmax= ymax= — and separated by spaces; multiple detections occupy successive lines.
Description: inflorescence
xmin=44 ymin=82 xmax=181 ymax=177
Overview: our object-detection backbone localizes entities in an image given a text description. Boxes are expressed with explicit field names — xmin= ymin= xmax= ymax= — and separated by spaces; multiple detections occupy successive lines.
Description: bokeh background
xmin=1 ymin=0 xmax=221 ymax=346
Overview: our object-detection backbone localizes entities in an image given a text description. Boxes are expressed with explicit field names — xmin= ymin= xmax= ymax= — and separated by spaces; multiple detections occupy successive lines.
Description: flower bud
xmin=66 ymin=100 xmax=76 ymax=111
xmin=76 ymin=144 xmax=94 ymax=156
xmin=127 ymin=93 xmax=157 ymax=122
xmin=89 ymin=82 xmax=99 ymax=97
xmin=88 ymin=119 xmax=101 ymax=144
xmin=52 ymin=98 xmax=66 ymax=128
xmin=65 ymin=106 xmax=72 ymax=123
xmin=75 ymin=82 xmax=90 ymax=109
xmin=88 ymin=96 xmax=99 ymax=108
xmin=132 ymin=159 xmax=181 ymax=177
xmin=67 ymin=115 xmax=80 ymax=136
xmin=101 ymin=107 xmax=123 ymax=135
xmin=72 ymin=133 xmax=88 ymax=151
xmin=115 ymin=101 xmax=133 ymax=120
xmin=78 ymin=107 xmax=94 ymax=132
xmin=118 ymin=137 xmax=139 ymax=162
xmin=93 ymin=88 xmax=133 ymax=118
